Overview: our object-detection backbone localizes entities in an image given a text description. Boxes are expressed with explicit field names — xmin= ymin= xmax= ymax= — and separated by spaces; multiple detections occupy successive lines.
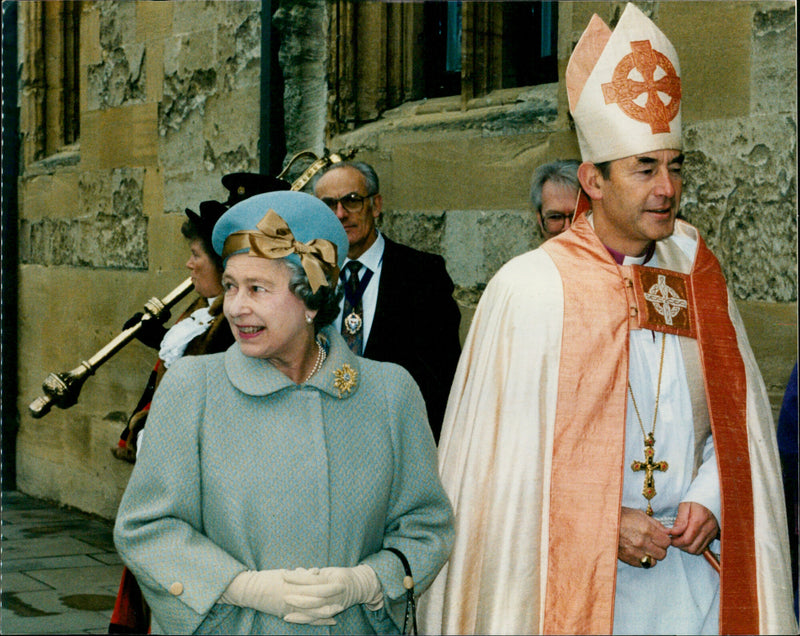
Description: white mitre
xmin=566 ymin=2 xmax=682 ymax=163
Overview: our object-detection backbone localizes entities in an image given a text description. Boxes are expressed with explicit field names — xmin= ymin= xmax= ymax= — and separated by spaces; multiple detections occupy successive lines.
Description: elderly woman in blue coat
xmin=113 ymin=190 xmax=455 ymax=634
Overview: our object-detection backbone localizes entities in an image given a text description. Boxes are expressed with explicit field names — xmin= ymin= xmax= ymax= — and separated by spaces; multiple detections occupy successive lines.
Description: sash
xmin=540 ymin=215 xmax=757 ymax=634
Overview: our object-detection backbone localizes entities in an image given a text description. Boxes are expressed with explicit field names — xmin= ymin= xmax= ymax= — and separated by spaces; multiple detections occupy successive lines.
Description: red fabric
xmin=574 ymin=188 xmax=592 ymax=219
xmin=109 ymin=566 xmax=150 ymax=634
xmin=692 ymin=237 xmax=758 ymax=634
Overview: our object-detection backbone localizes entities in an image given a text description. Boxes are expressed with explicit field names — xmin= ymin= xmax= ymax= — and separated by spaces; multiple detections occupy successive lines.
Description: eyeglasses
xmin=542 ymin=213 xmax=572 ymax=233
xmin=320 ymin=192 xmax=373 ymax=214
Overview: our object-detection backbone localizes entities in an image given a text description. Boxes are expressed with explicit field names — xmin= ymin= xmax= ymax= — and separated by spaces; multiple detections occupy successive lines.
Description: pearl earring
xmin=305 ymin=315 xmax=314 ymax=324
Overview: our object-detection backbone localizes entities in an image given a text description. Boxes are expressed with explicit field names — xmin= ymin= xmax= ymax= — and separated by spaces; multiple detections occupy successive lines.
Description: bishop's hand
xmin=618 ymin=506 xmax=671 ymax=568
xmin=669 ymin=501 xmax=719 ymax=555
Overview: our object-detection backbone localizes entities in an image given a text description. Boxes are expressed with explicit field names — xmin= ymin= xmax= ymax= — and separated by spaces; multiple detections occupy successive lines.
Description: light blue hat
xmin=212 ymin=190 xmax=348 ymax=292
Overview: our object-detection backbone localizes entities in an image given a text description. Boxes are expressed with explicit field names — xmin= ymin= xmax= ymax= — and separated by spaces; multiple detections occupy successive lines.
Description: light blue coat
xmin=114 ymin=326 xmax=454 ymax=634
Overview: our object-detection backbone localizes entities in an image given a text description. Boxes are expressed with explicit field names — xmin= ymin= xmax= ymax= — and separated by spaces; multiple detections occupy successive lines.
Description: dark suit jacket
xmin=362 ymin=236 xmax=462 ymax=442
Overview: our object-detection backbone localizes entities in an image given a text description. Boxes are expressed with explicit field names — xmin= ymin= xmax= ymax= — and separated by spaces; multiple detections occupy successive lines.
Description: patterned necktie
xmin=341 ymin=261 xmax=372 ymax=355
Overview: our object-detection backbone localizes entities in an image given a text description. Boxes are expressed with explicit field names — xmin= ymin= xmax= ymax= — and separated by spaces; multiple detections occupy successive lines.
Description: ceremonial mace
xmin=28 ymin=148 xmax=355 ymax=418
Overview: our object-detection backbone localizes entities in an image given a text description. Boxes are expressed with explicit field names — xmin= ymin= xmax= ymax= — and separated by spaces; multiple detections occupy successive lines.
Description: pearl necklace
xmin=303 ymin=338 xmax=326 ymax=383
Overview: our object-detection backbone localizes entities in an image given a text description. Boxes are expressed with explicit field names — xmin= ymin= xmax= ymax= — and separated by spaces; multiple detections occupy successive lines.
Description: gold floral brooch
xmin=333 ymin=363 xmax=358 ymax=398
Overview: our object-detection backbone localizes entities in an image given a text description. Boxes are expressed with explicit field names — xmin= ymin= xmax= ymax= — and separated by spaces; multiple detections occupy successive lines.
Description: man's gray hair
xmin=529 ymin=160 xmax=580 ymax=214
xmin=313 ymin=161 xmax=380 ymax=196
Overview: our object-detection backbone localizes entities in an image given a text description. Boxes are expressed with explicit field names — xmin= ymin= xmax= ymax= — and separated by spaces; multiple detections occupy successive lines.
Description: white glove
xmin=218 ymin=569 xmax=336 ymax=626
xmin=282 ymin=564 xmax=384 ymax=624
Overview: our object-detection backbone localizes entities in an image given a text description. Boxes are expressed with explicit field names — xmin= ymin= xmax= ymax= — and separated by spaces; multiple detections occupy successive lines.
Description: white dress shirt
xmin=334 ymin=232 xmax=385 ymax=347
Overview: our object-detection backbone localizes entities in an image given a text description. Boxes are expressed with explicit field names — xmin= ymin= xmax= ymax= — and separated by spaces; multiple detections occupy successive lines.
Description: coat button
xmin=629 ymin=306 xmax=638 ymax=316
xmin=169 ymin=581 xmax=184 ymax=596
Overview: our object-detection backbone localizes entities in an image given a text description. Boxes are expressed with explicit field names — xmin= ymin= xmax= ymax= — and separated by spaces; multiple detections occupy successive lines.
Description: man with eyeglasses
xmin=313 ymin=161 xmax=461 ymax=443
xmin=530 ymin=159 xmax=581 ymax=240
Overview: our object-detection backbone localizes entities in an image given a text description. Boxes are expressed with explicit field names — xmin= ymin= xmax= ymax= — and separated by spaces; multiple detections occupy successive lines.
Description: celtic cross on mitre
xmin=601 ymin=40 xmax=682 ymax=134
xmin=631 ymin=434 xmax=669 ymax=516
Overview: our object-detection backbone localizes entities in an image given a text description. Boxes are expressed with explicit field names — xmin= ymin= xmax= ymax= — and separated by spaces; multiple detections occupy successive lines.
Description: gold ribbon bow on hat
xmin=222 ymin=210 xmax=340 ymax=293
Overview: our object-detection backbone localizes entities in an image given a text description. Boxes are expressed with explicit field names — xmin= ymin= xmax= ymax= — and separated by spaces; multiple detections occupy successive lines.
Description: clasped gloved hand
xmin=123 ymin=311 xmax=169 ymax=350
xmin=282 ymin=564 xmax=384 ymax=624
xmin=219 ymin=569 xmax=336 ymax=626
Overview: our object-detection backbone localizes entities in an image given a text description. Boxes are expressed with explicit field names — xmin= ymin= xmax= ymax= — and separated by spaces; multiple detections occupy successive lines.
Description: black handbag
xmin=385 ymin=547 xmax=418 ymax=635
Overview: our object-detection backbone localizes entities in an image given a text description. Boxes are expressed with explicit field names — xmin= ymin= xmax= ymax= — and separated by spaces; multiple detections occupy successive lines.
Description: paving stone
xmin=0 ymin=571 xmax=51 ymax=593
xmin=2 ymin=536 xmax=101 ymax=560
xmin=0 ymin=600 xmax=111 ymax=635
xmin=25 ymin=563 xmax=125 ymax=593
xmin=1 ymin=523 xmax=31 ymax=540
xmin=69 ymin=529 xmax=116 ymax=553
xmin=2 ymin=508 xmax=96 ymax=527
xmin=0 ymin=492 xmax=121 ymax=635
xmin=90 ymin=551 xmax=124 ymax=565
xmin=2 ymin=554 xmax=103 ymax=574
xmin=1 ymin=492 xmax=53 ymax=509
xmin=6 ymin=585 xmax=111 ymax=606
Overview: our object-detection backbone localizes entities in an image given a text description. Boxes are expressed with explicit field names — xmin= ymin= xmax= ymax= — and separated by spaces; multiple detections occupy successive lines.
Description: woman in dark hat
xmin=111 ymin=200 xmax=233 ymax=464
xmin=113 ymin=190 xmax=454 ymax=634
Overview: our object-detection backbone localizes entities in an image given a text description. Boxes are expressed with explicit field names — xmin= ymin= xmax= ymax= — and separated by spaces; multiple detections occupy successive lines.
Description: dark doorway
xmin=2 ymin=0 xmax=20 ymax=491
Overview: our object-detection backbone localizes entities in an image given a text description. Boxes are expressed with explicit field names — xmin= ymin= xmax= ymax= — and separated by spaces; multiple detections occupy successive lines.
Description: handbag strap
xmin=385 ymin=547 xmax=418 ymax=635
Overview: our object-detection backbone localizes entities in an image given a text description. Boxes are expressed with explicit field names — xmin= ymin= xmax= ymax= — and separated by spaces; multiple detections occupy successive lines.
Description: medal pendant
xmin=344 ymin=312 xmax=362 ymax=335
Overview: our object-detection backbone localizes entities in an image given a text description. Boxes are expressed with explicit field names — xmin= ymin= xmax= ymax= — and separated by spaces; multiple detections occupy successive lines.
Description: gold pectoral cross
xmin=631 ymin=433 xmax=669 ymax=516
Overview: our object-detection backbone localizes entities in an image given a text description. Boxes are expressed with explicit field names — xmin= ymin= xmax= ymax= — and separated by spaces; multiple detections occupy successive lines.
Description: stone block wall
xmin=20 ymin=168 xmax=148 ymax=269
xmin=682 ymin=115 xmax=797 ymax=302
xmin=13 ymin=0 xmax=797 ymax=517
xmin=329 ymin=2 xmax=797 ymax=304
xmin=273 ymin=0 xmax=328 ymax=158
xmin=327 ymin=1 xmax=796 ymax=410
xmin=16 ymin=1 xmax=263 ymax=517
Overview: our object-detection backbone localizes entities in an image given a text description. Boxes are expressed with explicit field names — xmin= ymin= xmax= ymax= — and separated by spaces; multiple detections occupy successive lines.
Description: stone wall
xmin=16 ymin=1 xmax=263 ymax=517
xmin=327 ymin=1 xmax=797 ymax=413
xmin=273 ymin=0 xmax=328 ymax=159
xmin=328 ymin=1 xmax=797 ymax=303
xmin=14 ymin=0 xmax=796 ymax=517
